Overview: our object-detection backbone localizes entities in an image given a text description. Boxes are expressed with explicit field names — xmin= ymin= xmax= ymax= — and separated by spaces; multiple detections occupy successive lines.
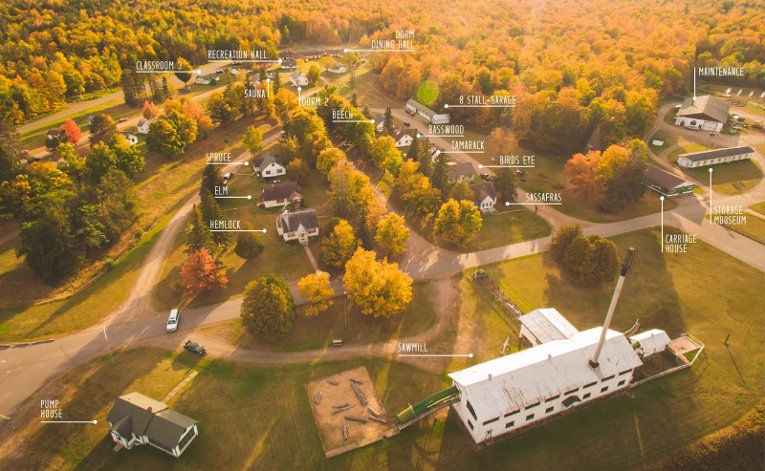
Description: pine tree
xmin=383 ymin=105 xmax=394 ymax=135
xmin=272 ymin=70 xmax=281 ymax=94
xmin=185 ymin=204 xmax=215 ymax=254
xmin=201 ymin=165 xmax=224 ymax=197
xmin=200 ymin=189 xmax=230 ymax=251
xmin=430 ymin=152 xmax=449 ymax=200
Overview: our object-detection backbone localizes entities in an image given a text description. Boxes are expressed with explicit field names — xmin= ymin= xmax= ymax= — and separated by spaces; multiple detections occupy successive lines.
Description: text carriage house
xmin=106 ymin=392 xmax=199 ymax=458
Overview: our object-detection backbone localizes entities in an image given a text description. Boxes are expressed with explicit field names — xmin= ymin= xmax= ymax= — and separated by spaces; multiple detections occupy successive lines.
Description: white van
xmin=166 ymin=309 xmax=180 ymax=333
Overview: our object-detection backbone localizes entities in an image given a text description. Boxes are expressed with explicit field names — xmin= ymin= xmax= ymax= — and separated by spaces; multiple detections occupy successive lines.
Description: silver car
xmin=166 ymin=309 xmax=180 ymax=333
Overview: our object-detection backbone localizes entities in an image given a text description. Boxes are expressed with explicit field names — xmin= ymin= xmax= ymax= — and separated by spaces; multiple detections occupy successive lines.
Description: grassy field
xmin=0 ymin=212 xmax=171 ymax=342
xmin=667 ymin=140 xmax=763 ymax=195
xmin=710 ymin=211 xmax=765 ymax=245
xmin=5 ymin=225 xmax=764 ymax=471
xmin=751 ymin=201 xmax=765 ymax=216
xmin=390 ymin=195 xmax=551 ymax=253
xmin=201 ymin=281 xmax=437 ymax=352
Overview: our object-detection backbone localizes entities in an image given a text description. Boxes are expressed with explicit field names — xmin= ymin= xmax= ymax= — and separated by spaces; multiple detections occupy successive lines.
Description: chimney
xmin=487 ymin=373 xmax=492 ymax=381
xmin=147 ymin=406 xmax=152 ymax=413
xmin=590 ymin=248 xmax=638 ymax=369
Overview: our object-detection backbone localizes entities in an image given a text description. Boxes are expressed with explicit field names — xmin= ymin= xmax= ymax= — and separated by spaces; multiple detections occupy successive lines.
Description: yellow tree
xmin=343 ymin=248 xmax=412 ymax=318
xmin=375 ymin=212 xmax=409 ymax=256
xmin=320 ymin=219 xmax=359 ymax=268
xmin=297 ymin=271 xmax=335 ymax=316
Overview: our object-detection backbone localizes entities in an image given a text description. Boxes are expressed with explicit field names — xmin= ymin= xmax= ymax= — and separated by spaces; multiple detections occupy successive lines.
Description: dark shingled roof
xmin=107 ymin=393 xmax=196 ymax=448
xmin=252 ymin=154 xmax=281 ymax=169
xmin=447 ymin=162 xmax=477 ymax=179
xmin=470 ymin=182 xmax=497 ymax=205
xmin=678 ymin=146 xmax=754 ymax=162
xmin=676 ymin=95 xmax=730 ymax=123
xmin=645 ymin=165 xmax=692 ymax=190
xmin=278 ymin=209 xmax=318 ymax=232
xmin=262 ymin=181 xmax=302 ymax=202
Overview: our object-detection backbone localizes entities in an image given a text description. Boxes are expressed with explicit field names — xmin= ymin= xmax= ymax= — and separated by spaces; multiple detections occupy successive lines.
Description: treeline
xmin=0 ymin=0 xmax=280 ymax=123
xmin=3 ymin=0 xmax=760 ymax=131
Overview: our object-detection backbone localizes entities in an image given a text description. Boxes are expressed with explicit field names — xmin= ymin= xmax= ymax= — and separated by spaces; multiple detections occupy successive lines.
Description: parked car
xmin=402 ymin=121 xmax=411 ymax=127
xmin=184 ymin=340 xmax=206 ymax=356
xmin=166 ymin=308 xmax=180 ymax=333
xmin=118 ymin=117 xmax=129 ymax=123
xmin=479 ymin=173 xmax=493 ymax=181
xmin=222 ymin=172 xmax=233 ymax=184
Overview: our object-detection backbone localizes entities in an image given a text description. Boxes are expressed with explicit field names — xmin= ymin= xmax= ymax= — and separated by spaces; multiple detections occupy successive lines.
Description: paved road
xmin=17 ymin=62 xmax=226 ymax=135
xmin=2 ymin=95 xmax=764 ymax=428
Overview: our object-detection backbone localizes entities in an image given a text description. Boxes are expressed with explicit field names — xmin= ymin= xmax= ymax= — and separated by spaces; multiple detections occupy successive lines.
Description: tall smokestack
xmin=590 ymin=247 xmax=638 ymax=369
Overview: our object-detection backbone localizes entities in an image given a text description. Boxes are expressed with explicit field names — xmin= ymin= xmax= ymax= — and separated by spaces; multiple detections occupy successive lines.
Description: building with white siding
xmin=519 ymin=308 xmax=579 ymax=346
xmin=676 ymin=146 xmax=754 ymax=168
xmin=448 ymin=327 xmax=643 ymax=444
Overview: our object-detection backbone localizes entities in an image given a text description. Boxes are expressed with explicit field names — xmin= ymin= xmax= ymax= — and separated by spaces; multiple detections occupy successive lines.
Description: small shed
xmin=519 ymin=308 xmax=579 ymax=346
xmin=630 ymin=329 xmax=671 ymax=357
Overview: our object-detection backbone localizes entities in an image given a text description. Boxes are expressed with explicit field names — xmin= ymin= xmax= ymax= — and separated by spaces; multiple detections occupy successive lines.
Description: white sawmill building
xmin=448 ymin=326 xmax=643 ymax=444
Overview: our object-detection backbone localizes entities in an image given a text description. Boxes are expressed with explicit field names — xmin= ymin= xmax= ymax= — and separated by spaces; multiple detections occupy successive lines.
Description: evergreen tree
xmin=494 ymin=168 xmax=517 ymax=203
xmin=200 ymin=188 xmax=230 ymax=251
xmin=272 ymin=69 xmax=281 ymax=94
xmin=201 ymin=165 xmax=224 ymax=196
xmin=383 ymin=105 xmax=394 ymax=135
xmin=185 ymin=204 xmax=215 ymax=254
xmin=430 ymin=152 xmax=450 ymax=200
xmin=241 ymin=274 xmax=296 ymax=339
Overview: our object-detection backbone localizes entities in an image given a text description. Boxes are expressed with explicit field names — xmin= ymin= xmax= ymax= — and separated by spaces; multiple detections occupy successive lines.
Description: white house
xmin=262 ymin=181 xmax=303 ymax=209
xmin=447 ymin=162 xmax=477 ymax=183
xmin=676 ymin=146 xmax=754 ymax=168
xmin=290 ymin=71 xmax=309 ymax=87
xmin=449 ymin=327 xmax=643 ymax=445
xmin=630 ymin=329 xmax=671 ymax=358
xmin=470 ymin=182 xmax=498 ymax=213
xmin=393 ymin=129 xmax=416 ymax=148
xmin=106 ymin=392 xmax=199 ymax=458
xmin=405 ymin=98 xmax=450 ymax=124
xmin=195 ymin=74 xmax=219 ymax=85
xmin=120 ymin=133 xmax=139 ymax=145
xmin=276 ymin=209 xmax=319 ymax=245
xmin=519 ymin=308 xmax=579 ymax=347
xmin=252 ymin=154 xmax=286 ymax=180
xmin=374 ymin=113 xmax=385 ymax=133
xmin=137 ymin=119 xmax=152 ymax=135
xmin=674 ymin=95 xmax=729 ymax=132
xmin=328 ymin=64 xmax=347 ymax=74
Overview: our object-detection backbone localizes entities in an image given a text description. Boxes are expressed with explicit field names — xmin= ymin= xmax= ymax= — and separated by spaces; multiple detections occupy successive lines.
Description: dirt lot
xmin=305 ymin=366 xmax=397 ymax=457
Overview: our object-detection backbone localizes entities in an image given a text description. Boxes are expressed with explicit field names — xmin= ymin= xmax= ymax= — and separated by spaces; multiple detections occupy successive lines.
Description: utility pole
xmin=343 ymin=290 xmax=348 ymax=329
xmin=103 ymin=325 xmax=116 ymax=364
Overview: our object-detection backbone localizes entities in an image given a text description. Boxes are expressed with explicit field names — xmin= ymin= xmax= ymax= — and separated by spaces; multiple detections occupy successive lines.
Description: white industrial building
xmin=674 ymin=95 xmax=729 ymax=132
xmin=405 ymin=99 xmax=450 ymax=124
xmin=676 ymin=146 xmax=754 ymax=168
xmin=630 ymin=329 xmax=671 ymax=358
xmin=519 ymin=308 xmax=578 ymax=346
xmin=449 ymin=327 xmax=643 ymax=444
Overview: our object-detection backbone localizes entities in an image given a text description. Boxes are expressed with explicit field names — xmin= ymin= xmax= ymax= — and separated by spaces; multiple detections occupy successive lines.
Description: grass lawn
xmin=152 ymin=147 xmax=324 ymax=311
xmin=5 ymin=230 xmax=764 ymax=471
xmin=647 ymin=131 xmax=675 ymax=153
xmin=339 ymin=65 xmax=406 ymax=110
xmin=200 ymin=282 xmax=437 ymax=352
xmin=710 ymin=211 xmax=765 ymax=245
xmin=750 ymin=201 xmax=765 ymax=216
xmin=666 ymin=140 xmax=763 ymax=195
xmin=392 ymin=195 xmax=551 ymax=253
xmin=0 ymin=212 xmax=171 ymax=342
